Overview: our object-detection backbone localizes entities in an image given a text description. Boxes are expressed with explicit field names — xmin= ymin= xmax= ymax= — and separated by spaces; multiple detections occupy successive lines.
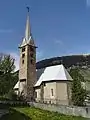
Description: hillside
xmin=36 ymin=54 xmax=90 ymax=69
xmin=36 ymin=55 xmax=90 ymax=92
xmin=15 ymin=54 xmax=90 ymax=90
xmin=16 ymin=54 xmax=90 ymax=81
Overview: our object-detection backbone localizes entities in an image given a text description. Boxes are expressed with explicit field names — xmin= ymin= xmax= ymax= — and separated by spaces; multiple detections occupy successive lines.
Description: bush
xmin=0 ymin=96 xmax=10 ymax=101
xmin=7 ymin=90 xmax=18 ymax=101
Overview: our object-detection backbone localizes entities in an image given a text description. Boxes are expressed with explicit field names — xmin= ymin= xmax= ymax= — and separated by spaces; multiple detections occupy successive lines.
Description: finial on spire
xmin=26 ymin=6 xmax=29 ymax=12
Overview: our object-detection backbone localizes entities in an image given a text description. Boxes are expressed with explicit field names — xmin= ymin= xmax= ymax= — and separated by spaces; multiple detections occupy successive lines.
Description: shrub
xmin=7 ymin=89 xmax=18 ymax=101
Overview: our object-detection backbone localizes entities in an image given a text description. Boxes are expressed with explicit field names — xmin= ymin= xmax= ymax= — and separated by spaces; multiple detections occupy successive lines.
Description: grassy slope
xmin=0 ymin=107 xmax=89 ymax=120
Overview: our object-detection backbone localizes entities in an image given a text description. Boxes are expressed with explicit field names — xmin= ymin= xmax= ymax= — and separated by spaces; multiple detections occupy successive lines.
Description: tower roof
xmin=25 ymin=8 xmax=31 ymax=41
xmin=19 ymin=7 xmax=35 ymax=48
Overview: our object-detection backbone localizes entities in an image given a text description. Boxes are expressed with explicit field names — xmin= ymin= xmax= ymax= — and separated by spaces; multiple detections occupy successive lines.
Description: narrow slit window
xmin=30 ymin=46 xmax=34 ymax=52
xmin=22 ymin=53 xmax=25 ymax=58
xmin=22 ymin=47 xmax=25 ymax=52
xmin=31 ymin=59 xmax=33 ymax=64
xmin=30 ymin=53 xmax=33 ymax=58
xmin=22 ymin=60 xmax=24 ymax=64
xmin=51 ymin=89 xmax=54 ymax=96
xmin=35 ymin=92 xmax=37 ymax=98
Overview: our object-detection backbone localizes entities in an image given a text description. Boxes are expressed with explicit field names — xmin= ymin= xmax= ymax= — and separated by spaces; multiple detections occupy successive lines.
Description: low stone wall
xmin=29 ymin=102 xmax=90 ymax=118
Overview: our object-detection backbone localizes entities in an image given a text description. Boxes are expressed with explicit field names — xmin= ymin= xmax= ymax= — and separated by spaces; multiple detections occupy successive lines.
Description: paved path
xmin=0 ymin=109 xmax=9 ymax=118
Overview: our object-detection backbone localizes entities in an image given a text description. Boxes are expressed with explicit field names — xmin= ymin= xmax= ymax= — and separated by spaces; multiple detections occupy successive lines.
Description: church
xmin=14 ymin=9 xmax=73 ymax=105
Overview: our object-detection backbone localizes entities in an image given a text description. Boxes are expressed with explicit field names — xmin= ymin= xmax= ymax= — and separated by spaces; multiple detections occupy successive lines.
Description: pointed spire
xmin=19 ymin=7 xmax=37 ymax=48
xmin=25 ymin=7 xmax=31 ymax=40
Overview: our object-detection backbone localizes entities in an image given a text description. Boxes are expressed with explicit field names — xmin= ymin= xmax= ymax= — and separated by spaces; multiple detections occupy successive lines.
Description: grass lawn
xmin=0 ymin=107 xmax=89 ymax=120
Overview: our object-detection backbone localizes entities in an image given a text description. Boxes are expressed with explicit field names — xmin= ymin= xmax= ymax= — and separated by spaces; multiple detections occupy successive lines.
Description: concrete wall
xmin=29 ymin=102 xmax=90 ymax=118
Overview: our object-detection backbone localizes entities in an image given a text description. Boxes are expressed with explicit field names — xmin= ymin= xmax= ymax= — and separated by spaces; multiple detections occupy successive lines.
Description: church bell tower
xmin=19 ymin=7 xmax=37 ymax=101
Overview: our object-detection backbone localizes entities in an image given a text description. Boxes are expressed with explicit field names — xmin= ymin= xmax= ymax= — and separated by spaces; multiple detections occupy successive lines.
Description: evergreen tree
xmin=69 ymin=67 xmax=87 ymax=106
xmin=0 ymin=54 xmax=18 ymax=95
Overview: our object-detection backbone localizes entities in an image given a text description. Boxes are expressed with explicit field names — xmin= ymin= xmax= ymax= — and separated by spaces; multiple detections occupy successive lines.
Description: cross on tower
xmin=26 ymin=7 xmax=29 ymax=12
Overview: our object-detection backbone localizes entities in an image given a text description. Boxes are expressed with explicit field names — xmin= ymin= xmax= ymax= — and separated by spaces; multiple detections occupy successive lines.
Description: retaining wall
xmin=29 ymin=102 xmax=90 ymax=118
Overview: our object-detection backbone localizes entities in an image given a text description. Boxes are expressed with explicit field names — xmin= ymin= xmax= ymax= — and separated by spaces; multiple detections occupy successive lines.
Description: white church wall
xmin=35 ymin=82 xmax=57 ymax=104
xmin=56 ymin=81 xmax=69 ymax=105
xmin=14 ymin=90 xmax=19 ymax=95
xmin=35 ymin=88 xmax=41 ymax=102
xmin=44 ymin=82 xmax=57 ymax=104
xmin=19 ymin=81 xmax=27 ymax=96
xmin=35 ymin=81 xmax=70 ymax=105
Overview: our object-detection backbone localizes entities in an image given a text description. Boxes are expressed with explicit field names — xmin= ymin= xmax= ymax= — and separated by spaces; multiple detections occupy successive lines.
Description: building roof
xmin=34 ymin=64 xmax=73 ymax=87
xmin=13 ymin=68 xmax=44 ymax=90
xmin=14 ymin=64 xmax=72 ymax=89
xmin=14 ymin=81 xmax=19 ymax=89
xmin=36 ymin=68 xmax=45 ymax=80
xmin=19 ymin=8 xmax=35 ymax=48
xmin=25 ymin=11 xmax=31 ymax=41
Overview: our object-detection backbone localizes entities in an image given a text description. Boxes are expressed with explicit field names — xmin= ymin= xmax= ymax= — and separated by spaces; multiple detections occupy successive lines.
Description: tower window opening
xmin=30 ymin=53 xmax=33 ymax=58
xmin=35 ymin=92 xmax=37 ymax=98
xmin=31 ymin=59 xmax=33 ymax=64
xmin=22 ymin=53 xmax=25 ymax=58
xmin=22 ymin=47 xmax=25 ymax=52
xmin=22 ymin=60 xmax=24 ymax=64
xmin=30 ymin=46 xmax=34 ymax=52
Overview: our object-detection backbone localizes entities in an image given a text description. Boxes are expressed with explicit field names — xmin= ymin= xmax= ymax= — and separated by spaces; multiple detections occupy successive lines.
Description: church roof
xmin=14 ymin=81 xmax=19 ymax=89
xmin=34 ymin=64 xmax=73 ymax=87
xmin=36 ymin=68 xmax=45 ymax=80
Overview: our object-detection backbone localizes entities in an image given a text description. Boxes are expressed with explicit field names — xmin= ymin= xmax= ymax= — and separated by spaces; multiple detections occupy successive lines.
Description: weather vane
xmin=26 ymin=6 xmax=29 ymax=12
